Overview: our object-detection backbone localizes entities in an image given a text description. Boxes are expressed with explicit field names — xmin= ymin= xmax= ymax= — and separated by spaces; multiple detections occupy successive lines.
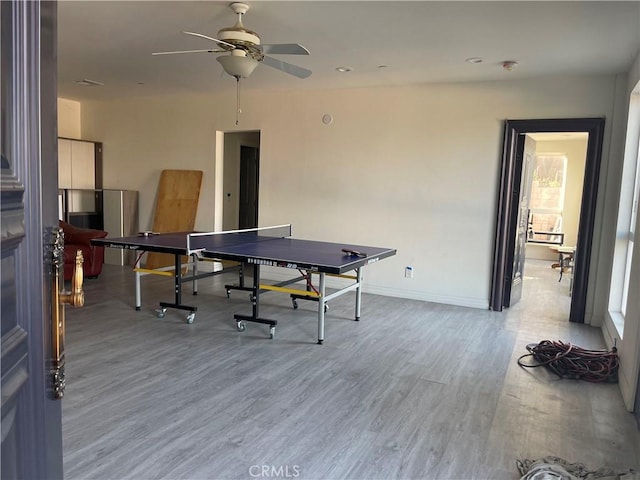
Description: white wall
xmin=77 ymin=74 xmax=621 ymax=310
xmin=57 ymin=98 xmax=81 ymax=138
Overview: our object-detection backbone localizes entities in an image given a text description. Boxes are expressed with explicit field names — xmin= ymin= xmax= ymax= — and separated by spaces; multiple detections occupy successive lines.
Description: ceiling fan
xmin=152 ymin=2 xmax=312 ymax=80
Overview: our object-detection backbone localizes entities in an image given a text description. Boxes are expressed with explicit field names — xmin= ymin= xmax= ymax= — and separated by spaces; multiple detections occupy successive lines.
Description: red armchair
xmin=59 ymin=220 xmax=108 ymax=280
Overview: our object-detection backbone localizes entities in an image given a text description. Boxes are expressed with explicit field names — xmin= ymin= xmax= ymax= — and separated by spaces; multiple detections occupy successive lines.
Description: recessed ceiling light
xmin=377 ymin=65 xmax=388 ymax=69
xmin=73 ymin=78 xmax=104 ymax=87
xmin=465 ymin=57 xmax=483 ymax=64
xmin=335 ymin=66 xmax=352 ymax=73
xmin=502 ymin=60 xmax=519 ymax=71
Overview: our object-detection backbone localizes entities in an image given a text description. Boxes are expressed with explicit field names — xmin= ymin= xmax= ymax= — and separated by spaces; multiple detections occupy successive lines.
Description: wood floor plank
xmin=63 ymin=260 xmax=640 ymax=479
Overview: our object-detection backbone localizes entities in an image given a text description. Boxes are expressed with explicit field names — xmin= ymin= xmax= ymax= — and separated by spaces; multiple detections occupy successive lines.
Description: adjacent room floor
xmin=62 ymin=259 xmax=639 ymax=480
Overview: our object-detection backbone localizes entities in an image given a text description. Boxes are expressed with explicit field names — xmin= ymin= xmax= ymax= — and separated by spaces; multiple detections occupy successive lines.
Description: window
xmin=609 ymin=84 xmax=640 ymax=335
xmin=528 ymin=154 xmax=567 ymax=244
xmin=621 ymin=139 xmax=639 ymax=316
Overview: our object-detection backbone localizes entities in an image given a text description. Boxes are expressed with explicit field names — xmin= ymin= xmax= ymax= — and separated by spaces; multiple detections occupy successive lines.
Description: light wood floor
xmin=62 ymin=259 xmax=640 ymax=480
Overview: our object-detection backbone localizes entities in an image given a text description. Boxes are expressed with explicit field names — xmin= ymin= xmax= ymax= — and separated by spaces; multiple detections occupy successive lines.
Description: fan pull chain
xmin=235 ymin=76 xmax=241 ymax=125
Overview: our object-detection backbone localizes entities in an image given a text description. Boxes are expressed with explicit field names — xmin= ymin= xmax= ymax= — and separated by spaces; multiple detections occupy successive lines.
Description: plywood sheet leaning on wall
xmin=145 ymin=169 xmax=203 ymax=270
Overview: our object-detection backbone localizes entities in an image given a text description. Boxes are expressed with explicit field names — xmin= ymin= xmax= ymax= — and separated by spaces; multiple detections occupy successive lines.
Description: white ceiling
xmin=57 ymin=1 xmax=640 ymax=102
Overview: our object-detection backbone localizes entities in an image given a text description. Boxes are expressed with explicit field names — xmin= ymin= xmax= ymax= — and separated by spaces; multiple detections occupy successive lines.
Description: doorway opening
xmin=490 ymin=118 xmax=605 ymax=323
xmin=221 ymin=131 xmax=260 ymax=230
xmin=522 ymin=132 xmax=588 ymax=317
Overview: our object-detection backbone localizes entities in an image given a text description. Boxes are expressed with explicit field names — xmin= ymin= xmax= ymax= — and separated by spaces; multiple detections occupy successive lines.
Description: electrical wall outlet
xmin=405 ymin=266 xmax=413 ymax=278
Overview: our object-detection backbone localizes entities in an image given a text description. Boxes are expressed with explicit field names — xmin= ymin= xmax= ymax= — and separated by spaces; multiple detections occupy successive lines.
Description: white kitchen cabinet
xmin=70 ymin=140 xmax=95 ymax=189
xmin=57 ymin=138 xmax=98 ymax=189
xmin=58 ymin=138 xmax=72 ymax=188
xmin=103 ymin=189 xmax=138 ymax=266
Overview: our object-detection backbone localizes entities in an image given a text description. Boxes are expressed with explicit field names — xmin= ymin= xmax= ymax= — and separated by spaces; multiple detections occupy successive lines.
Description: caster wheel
xmin=186 ymin=312 xmax=195 ymax=324
xmin=236 ymin=321 xmax=246 ymax=332
xmin=269 ymin=327 xmax=275 ymax=339
xmin=156 ymin=308 xmax=166 ymax=319
xmin=324 ymin=304 xmax=329 ymax=313
xmin=226 ymin=290 xmax=231 ymax=298
xmin=292 ymin=299 xmax=298 ymax=310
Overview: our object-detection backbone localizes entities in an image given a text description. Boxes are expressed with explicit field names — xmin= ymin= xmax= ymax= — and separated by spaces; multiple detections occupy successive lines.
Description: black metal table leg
xmin=234 ymin=263 xmax=277 ymax=338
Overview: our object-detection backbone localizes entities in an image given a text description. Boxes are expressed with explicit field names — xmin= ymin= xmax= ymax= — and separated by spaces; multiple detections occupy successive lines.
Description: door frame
xmin=490 ymin=118 xmax=605 ymax=322
xmin=218 ymin=131 xmax=260 ymax=231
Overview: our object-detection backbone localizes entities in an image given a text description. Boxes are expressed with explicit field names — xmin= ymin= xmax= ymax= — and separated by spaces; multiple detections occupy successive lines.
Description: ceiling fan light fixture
xmin=217 ymin=52 xmax=259 ymax=78
xmin=217 ymin=2 xmax=260 ymax=48
xmin=154 ymin=2 xmax=311 ymax=81
xmin=217 ymin=26 xmax=260 ymax=47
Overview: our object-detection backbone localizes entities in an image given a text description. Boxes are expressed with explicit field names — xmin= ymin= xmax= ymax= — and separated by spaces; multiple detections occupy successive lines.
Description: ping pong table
xmin=92 ymin=225 xmax=396 ymax=344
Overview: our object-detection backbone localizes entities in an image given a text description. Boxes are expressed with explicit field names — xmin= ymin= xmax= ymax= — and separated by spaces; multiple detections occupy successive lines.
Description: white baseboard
xmin=258 ymin=267 xmax=489 ymax=310
xmin=364 ymin=285 xmax=489 ymax=309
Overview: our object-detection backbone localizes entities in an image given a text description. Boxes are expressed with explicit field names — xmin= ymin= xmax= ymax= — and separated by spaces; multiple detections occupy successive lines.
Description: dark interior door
xmin=239 ymin=145 xmax=259 ymax=229
xmin=1 ymin=2 xmax=63 ymax=478
xmin=503 ymin=134 xmax=528 ymax=306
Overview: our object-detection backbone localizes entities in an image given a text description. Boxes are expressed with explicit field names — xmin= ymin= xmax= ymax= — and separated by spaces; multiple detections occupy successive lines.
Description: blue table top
xmin=92 ymin=232 xmax=396 ymax=274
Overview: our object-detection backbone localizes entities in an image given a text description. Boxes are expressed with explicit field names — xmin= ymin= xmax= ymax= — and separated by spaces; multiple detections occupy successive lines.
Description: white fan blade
xmin=183 ymin=31 xmax=235 ymax=50
xmin=152 ymin=49 xmax=223 ymax=56
xmin=260 ymin=44 xmax=310 ymax=55
xmin=261 ymin=55 xmax=311 ymax=79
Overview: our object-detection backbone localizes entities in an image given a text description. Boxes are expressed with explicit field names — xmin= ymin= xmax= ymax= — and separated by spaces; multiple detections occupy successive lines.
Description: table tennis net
xmin=186 ymin=224 xmax=292 ymax=255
